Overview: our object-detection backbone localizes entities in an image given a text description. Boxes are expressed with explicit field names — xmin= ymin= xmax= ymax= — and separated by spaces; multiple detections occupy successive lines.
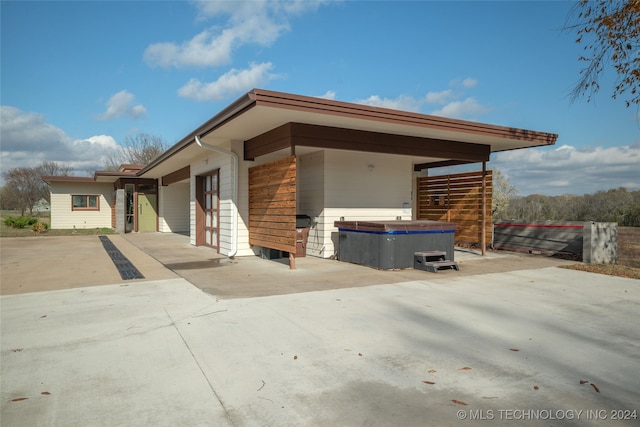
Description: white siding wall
xmin=49 ymin=182 xmax=114 ymax=229
xmin=297 ymin=151 xmax=326 ymax=257
xmin=233 ymin=140 xmax=254 ymax=256
xmin=312 ymin=150 xmax=413 ymax=258
xmin=158 ymin=182 xmax=190 ymax=233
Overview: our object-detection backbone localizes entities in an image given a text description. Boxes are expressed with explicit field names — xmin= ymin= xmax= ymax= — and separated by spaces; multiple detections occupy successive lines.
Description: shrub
xmin=32 ymin=222 xmax=49 ymax=234
xmin=3 ymin=216 xmax=38 ymax=229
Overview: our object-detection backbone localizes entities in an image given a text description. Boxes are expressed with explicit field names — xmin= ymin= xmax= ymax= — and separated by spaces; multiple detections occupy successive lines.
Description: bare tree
xmin=503 ymin=187 xmax=640 ymax=225
xmin=104 ymin=133 xmax=169 ymax=170
xmin=0 ymin=185 xmax=20 ymax=211
xmin=3 ymin=167 xmax=43 ymax=216
xmin=566 ymin=0 xmax=640 ymax=107
xmin=36 ymin=161 xmax=73 ymax=178
xmin=1 ymin=161 xmax=72 ymax=215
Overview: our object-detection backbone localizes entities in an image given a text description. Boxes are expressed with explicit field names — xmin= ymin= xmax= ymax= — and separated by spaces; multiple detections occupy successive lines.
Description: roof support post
xmin=482 ymin=161 xmax=487 ymax=256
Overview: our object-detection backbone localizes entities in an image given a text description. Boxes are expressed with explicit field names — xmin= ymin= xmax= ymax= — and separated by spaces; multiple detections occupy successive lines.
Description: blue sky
xmin=1 ymin=0 xmax=638 ymax=195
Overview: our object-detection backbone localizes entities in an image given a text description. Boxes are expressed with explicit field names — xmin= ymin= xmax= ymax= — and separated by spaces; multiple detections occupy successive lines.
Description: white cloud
xmin=425 ymin=89 xmax=454 ymax=105
xmin=145 ymin=0 xmax=323 ymax=69
xmin=0 ymin=106 xmax=121 ymax=178
xmin=98 ymin=90 xmax=147 ymax=120
xmin=492 ymin=143 xmax=640 ymax=195
xmin=355 ymin=94 xmax=422 ymax=112
xmin=0 ymin=106 xmax=69 ymax=152
xmin=145 ymin=28 xmax=240 ymax=68
xmin=461 ymin=77 xmax=478 ymax=88
xmin=354 ymin=77 xmax=489 ymax=120
xmin=430 ymin=97 xmax=489 ymax=118
xmin=192 ymin=0 xmax=326 ymax=24
xmin=178 ymin=62 xmax=277 ymax=101
xmin=319 ymin=90 xmax=336 ymax=100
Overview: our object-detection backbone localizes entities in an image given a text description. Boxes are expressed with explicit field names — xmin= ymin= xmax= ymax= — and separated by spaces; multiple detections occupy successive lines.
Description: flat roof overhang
xmin=138 ymin=89 xmax=558 ymax=178
xmin=42 ymin=171 xmax=139 ymax=185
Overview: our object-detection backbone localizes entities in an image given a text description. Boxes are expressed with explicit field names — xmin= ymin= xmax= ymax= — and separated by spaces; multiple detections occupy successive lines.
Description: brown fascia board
xmin=95 ymin=171 xmax=137 ymax=177
xmin=118 ymin=164 xmax=146 ymax=172
xmin=138 ymin=88 xmax=557 ymax=175
xmin=413 ymin=160 xmax=476 ymax=171
xmin=245 ymin=122 xmax=490 ymax=162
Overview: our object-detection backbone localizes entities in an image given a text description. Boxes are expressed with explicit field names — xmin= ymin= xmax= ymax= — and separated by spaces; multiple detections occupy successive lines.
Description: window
xmin=138 ymin=183 xmax=156 ymax=193
xmin=72 ymin=195 xmax=100 ymax=211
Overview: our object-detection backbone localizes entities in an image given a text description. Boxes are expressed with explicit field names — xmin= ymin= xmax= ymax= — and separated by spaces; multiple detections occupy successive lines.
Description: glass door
xmin=202 ymin=171 xmax=219 ymax=249
xmin=125 ymin=184 xmax=134 ymax=232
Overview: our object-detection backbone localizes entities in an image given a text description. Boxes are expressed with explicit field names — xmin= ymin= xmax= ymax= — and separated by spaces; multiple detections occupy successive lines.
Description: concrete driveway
xmin=1 ymin=234 xmax=639 ymax=426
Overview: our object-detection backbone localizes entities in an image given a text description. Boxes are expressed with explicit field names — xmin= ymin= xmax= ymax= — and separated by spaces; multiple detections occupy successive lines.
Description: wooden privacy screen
xmin=416 ymin=170 xmax=493 ymax=245
xmin=248 ymin=156 xmax=297 ymax=254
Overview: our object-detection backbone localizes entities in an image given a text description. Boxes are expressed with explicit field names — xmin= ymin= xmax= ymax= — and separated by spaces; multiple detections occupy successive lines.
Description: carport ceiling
xmin=139 ymin=89 xmax=557 ymax=178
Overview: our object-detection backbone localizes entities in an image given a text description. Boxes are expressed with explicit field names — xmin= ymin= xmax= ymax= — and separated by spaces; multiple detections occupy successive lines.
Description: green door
xmin=138 ymin=194 xmax=157 ymax=232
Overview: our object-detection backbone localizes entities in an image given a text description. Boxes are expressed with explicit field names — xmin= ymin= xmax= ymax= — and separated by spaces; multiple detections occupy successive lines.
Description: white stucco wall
xmin=49 ymin=182 xmax=114 ymax=229
xmin=158 ymin=182 xmax=190 ymax=233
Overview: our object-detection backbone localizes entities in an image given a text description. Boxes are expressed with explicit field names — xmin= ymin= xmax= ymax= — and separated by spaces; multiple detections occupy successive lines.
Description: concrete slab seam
xmin=163 ymin=308 xmax=237 ymax=426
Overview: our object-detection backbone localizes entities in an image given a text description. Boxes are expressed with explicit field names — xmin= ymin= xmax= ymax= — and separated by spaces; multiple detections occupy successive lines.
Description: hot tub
xmin=334 ymin=220 xmax=458 ymax=270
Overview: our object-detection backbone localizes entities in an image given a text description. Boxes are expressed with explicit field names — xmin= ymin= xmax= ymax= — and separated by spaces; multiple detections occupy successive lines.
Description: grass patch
xmin=0 ymin=226 xmax=115 ymax=237
xmin=0 ymin=210 xmax=114 ymax=237
xmin=559 ymin=264 xmax=640 ymax=280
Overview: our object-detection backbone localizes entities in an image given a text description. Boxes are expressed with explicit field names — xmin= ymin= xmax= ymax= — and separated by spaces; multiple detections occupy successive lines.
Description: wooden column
xmin=481 ymin=161 xmax=487 ymax=256
xmin=289 ymin=252 xmax=296 ymax=270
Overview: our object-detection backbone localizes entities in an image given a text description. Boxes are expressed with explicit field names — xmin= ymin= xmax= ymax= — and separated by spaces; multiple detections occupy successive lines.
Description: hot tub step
xmin=414 ymin=251 xmax=459 ymax=273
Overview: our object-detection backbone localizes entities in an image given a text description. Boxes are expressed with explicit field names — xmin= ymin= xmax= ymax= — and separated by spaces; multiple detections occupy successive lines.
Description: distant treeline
xmin=496 ymin=187 xmax=640 ymax=227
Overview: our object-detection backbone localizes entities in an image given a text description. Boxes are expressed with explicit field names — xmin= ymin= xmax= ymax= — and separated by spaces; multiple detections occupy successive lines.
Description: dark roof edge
xmin=137 ymin=91 xmax=258 ymax=176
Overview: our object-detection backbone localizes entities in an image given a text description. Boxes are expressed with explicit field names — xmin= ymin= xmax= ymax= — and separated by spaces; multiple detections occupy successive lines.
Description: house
xmin=32 ymin=198 xmax=50 ymax=213
xmin=43 ymin=164 xmax=152 ymax=232
xmin=44 ymin=89 xmax=557 ymax=265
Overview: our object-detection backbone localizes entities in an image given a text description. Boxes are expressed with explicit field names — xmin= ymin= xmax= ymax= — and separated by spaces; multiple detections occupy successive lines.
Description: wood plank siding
xmin=417 ymin=170 xmax=493 ymax=245
xmin=248 ymin=156 xmax=297 ymax=254
xmin=162 ymin=166 xmax=190 ymax=186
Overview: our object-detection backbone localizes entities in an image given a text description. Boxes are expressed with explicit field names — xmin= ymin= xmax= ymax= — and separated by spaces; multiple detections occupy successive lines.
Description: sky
xmin=1 ymin=0 xmax=638 ymax=196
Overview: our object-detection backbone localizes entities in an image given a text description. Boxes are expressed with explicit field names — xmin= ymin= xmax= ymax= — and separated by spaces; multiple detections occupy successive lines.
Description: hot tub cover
xmin=334 ymin=220 xmax=457 ymax=234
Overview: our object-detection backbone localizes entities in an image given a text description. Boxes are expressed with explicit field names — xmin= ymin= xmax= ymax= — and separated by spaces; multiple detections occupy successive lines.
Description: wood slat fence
xmin=248 ymin=156 xmax=297 ymax=256
xmin=417 ymin=170 xmax=493 ymax=245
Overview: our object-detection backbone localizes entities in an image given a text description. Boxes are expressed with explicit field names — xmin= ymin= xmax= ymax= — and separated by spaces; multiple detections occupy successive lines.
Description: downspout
xmin=195 ymin=135 xmax=238 ymax=257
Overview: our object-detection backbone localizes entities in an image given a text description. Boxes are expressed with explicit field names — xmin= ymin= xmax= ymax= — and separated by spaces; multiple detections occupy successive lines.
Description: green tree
xmin=567 ymin=0 xmax=640 ymax=107
xmin=492 ymin=168 xmax=519 ymax=221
